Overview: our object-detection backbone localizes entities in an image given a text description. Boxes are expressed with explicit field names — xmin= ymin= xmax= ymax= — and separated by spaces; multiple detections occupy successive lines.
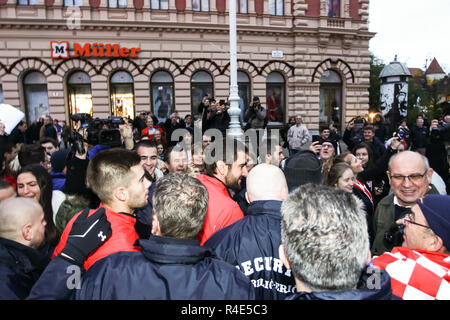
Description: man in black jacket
xmin=71 ymin=173 xmax=255 ymax=299
xmin=205 ymin=163 xmax=295 ymax=299
xmin=0 ymin=197 xmax=50 ymax=299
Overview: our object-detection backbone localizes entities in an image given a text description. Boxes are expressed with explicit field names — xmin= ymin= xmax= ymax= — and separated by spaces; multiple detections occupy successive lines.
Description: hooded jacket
xmin=285 ymin=266 xmax=396 ymax=300
xmin=0 ymin=238 xmax=50 ymax=299
xmin=73 ymin=236 xmax=256 ymax=300
xmin=196 ymin=174 xmax=244 ymax=245
xmin=204 ymin=200 xmax=296 ymax=300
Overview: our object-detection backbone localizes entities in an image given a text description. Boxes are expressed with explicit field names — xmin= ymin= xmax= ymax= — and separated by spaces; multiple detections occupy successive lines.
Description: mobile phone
xmin=312 ymin=135 xmax=321 ymax=143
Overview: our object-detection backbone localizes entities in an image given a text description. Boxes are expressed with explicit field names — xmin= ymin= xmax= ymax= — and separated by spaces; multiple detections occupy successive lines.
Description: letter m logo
xmin=51 ymin=41 xmax=69 ymax=59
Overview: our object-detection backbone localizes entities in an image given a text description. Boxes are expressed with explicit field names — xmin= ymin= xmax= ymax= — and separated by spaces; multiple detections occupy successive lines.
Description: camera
xmin=69 ymin=113 xmax=124 ymax=155
xmin=383 ymin=223 xmax=405 ymax=250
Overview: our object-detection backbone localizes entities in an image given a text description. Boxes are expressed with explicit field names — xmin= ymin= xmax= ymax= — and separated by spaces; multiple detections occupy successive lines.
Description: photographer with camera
xmin=371 ymin=151 xmax=440 ymax=256
xmin=343 ymin=116 xmax=366 ymax=151
xmin=372 ymin=194 xmax=450 ymax=300
xmin=244 ymin=96 xmax=267 ymax=131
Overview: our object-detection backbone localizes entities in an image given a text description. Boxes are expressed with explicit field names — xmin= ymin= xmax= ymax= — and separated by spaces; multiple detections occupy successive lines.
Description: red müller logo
xmin=51 ymin=41 xmax=70 ymax=59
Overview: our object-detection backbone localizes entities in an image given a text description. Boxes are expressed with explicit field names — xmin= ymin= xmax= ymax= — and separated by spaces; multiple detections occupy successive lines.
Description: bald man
xmin=372 ymin=151 xmax=439 ymax=256
xmin=0 ymin=197 xmax=50 ymax=299
xmin=205 ymin=164 xmax=296 ymax=300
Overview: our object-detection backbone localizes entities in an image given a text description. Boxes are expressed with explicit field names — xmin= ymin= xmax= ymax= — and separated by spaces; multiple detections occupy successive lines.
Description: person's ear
xmin=278 ymin=244 xmax=291 ymax=270
xmin=428 ymin=234 xmax=444 ymax=252
xmin=21 ymin=223 xmax=32 ymax=242
xmin=426 ymin=168 xmax=434 ymax=182
xmin=245 ymin=191 xmax=250 ymax=204
xmin=216 ymin=160 xmax=228 ymax=177
xmin=114 ymin=187 xmax=128 ymax=202
xmin=151 ymin=213 xmax=161 ymax=236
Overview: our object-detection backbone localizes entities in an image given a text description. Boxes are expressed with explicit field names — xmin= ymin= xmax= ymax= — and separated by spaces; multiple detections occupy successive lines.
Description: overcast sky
xmin=368 ymin=0 xmax=450 ymax=73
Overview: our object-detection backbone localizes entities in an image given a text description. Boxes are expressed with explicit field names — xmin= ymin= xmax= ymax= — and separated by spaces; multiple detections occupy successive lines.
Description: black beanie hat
xmin=283 ymin=150 xmax=323 ymax=192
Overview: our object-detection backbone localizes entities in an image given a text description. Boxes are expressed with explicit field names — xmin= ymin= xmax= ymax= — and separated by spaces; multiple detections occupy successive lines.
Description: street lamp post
xmin=227 ymin=0 xmax=243 ymax=140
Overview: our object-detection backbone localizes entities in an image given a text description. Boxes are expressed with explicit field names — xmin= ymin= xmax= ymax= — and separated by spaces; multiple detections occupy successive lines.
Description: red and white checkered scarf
xmin=372 ymin=247 xmax=450 ymax=300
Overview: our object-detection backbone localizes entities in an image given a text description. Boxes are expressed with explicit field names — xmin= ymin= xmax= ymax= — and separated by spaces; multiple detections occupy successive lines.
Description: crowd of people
xmin=0 ymin=102 xmax=449 ymax=300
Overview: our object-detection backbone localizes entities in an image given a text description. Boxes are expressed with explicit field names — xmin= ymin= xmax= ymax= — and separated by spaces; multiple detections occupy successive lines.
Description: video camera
xmin=69 ymin=113 xmax=125 ymax=155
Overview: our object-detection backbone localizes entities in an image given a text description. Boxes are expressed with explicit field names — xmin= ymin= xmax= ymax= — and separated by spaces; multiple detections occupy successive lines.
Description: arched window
xmin=110 ymin=70 xmax=135 ymax=119
xmin=319 ymin=69 xmax=342 ymax=129
xmin=150 ymin=70 xmax=174 ymax=123
xmin=191 ymin=70 xmax=213 ymax=119
xmin=67 ymin=71 xmax=93 ymax=118
xmin=327 ymin=0 xmax=340 ymax=17
xmin=266 ymin=71 xmax=285 ymax=123
xmin=23 ymin=71 xmax=49 ymax=124
xmin=237 ymin=71 xmax=250 ymax=121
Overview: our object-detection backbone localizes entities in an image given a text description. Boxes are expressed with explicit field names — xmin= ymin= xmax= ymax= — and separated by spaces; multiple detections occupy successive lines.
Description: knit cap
xmin=283 ymin=150 xmax=322 ymax=192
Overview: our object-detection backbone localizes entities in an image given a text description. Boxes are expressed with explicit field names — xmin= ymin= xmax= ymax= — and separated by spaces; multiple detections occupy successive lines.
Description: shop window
xmin=110 ymin=71 xmax=135 ymax=119
xmin=268 ymin=0 xmax=283 ymax=16
xmin=191 ymin=70 xmax=213 ymax=119
xmin=151 ymin=0 xmax=169 ymax=9
xmin=64 ymin=0 xmax=82 ymax=6
xmin=319 ymin=70 xmax=342 ymax=128
xmin=237 ymin=71 xmax=250 ymax=121
xmin=67 ymin=71 xmax=93 ymax=118
xmin=23 ymin=71 xmax=50 ymax=124
xmin=237 ymin=0 xmax=247 ymax=13
xmin=109 ymin=0 xmax=127 ymax=8
xmin=192 ymin=0 xmax=209 ymax=12
xmin=266 ymin=71 xmax=285 ymax=123
xmin=327 ymin=0 xmax=340 ymax=17
xmin=151 ymin=70 xmax=174 ymax=124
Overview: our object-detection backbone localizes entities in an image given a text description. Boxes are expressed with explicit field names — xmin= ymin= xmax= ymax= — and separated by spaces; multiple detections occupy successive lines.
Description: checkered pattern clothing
xmin=372 ymin=247 xmax=450 ymax=300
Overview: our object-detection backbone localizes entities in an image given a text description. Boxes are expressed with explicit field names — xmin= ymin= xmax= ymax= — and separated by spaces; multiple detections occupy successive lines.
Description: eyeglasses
xmin=403 ymin=213 xmax=431 ymax=229
xmin=389 ymin=170 xmax=427 ymax=184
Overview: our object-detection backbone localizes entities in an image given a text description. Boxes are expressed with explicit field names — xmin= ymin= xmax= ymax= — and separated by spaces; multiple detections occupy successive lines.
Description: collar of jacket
xmin=285 ymin=266 xmax=393 ymax=300
xmin=0 ymin=237 xmax=50 ymax=274
xmin=139 ymin=235 xmax=216 ymax=265
xmin=199 ymin=174 xmax=233 ymax=199
xmin=246 ymin=200 xmax=282 ymax=218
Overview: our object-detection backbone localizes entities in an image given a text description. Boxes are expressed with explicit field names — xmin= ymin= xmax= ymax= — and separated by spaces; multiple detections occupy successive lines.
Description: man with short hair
xmin=372 ymin=194 xmax=450 ymax=300
xmin=262 ymin=137 xmax=285 ymax=168
xmin=363 ymin=125 xmax=386 ymax=160
xmin=196 ymin=137 xmax=249 ymax=245
xmin=9 ymin=120 xmax=27 ymax=145
xmin=205 ymin=164 xmax=295 ymax=299
xmin=40 ymin=137 xmax=59 ymax=157
xmin=39 ymin=115 xmax=57 ymax=141
xmin=69 ymin=174 xmax=255 ymax=299
xmin=0 ymin=198 xmax=49 ymax=299
xmin=280 ymin=184 xmax=394 ymax=300
xmin=287 ymin=115 xmax=310 ymax=156
xmin=52 ymin=148 xmax=151 ymax=270
xmin=410 ymin=116 xmax=429 ymax=155
xmin=372 ymin=151 xmax=439 ymax=256
xmin=165 ymin=145 xmax=188 ymax=174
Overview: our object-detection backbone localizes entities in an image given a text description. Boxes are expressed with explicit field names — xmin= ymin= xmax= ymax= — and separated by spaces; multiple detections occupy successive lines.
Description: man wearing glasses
xmin=371 ymin=194 xmax=450 ymax=300
xmin=372 ymin=151 xmax=439 ymax=256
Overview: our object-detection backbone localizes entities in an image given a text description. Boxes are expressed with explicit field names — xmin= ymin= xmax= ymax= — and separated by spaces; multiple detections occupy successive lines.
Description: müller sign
xmin=51 ymin=41 xmax=141 ymax=59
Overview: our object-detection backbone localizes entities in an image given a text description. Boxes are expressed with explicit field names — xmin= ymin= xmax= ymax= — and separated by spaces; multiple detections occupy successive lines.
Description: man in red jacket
xmin=196 ymin=137 xmax=249 ymax=245
xmin=52 ymin=148 xmax=151 ymax=270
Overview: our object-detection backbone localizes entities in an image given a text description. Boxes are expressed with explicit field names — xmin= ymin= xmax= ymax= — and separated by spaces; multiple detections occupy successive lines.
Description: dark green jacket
xmin=371 ymin=184 xmax=439 ymax=256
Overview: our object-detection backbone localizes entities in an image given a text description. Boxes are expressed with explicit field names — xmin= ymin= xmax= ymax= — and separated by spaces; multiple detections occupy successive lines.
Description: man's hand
xmin=390 ymin=136 xmax=401 ymax=150
xmin=309 ymin=141 xmax=321 ymax=154
xmin=61 ymin=208 xmax=112 ymax=267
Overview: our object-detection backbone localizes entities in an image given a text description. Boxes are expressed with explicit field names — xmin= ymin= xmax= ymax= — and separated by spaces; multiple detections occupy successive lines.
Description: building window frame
xmin=108 ymin=0 xmax=127 ymax=9
xmin=327 ymin=0 xmax=341 ymax=18
xmin=192 ymin=0 xmax=209 ymax=12
xmin=319 ymin=69 xmax=343 ymax=129
xmin=237 ymin=0 xmax=248 ymax=14
xmin=151 ymin=0 xmax=169 ymax=9
xmin=191 ymin=70 xmax=213 ymax=120
xmin=268 ymin=0 xmax=284 ymax=16
xmin=17 ymin=0 xmax=38 ymax=5
xmin=66 ymin=70 xmax=93 ymax=122
xmin=109 ymin=70 xmax=135 ymax=120
xmin=22 ymin=71 xmax=50 ymax=125
xmin=266 ymin=71 xmax=286 ymax=124
xmin=150 ymin=70 xmax=174 ymax=124
xmin=63 ymin=0 xmax=83 ymax=6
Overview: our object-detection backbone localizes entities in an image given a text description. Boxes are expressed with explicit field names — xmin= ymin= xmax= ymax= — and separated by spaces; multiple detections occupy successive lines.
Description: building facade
xmin=0 ymin=0 xmax=373 ymax=131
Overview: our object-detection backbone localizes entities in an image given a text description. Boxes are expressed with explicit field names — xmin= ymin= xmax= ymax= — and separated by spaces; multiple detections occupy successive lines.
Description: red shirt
xmin=196 ymin=174 xmax=244 ymax=245
xmin=141 ymin=126 xmax=164 ymax=140
xmin=52 ymin=203 xmax=140 ymax=270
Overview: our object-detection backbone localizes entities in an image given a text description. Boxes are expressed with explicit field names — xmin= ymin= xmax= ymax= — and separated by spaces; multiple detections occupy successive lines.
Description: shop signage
xmin=51 ymin=41 xmax=141 ymax=59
